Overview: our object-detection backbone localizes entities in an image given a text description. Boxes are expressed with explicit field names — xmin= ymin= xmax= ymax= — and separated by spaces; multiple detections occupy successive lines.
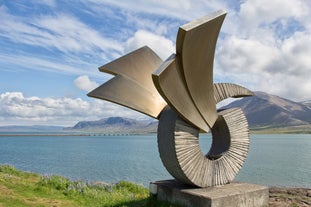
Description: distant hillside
xmin=2 ymin=92 xmax=309 ymax=134
xmin=301 ymin=100 xmax=311 ymax=109
xmin=223 ymin=91 xmax=311 ymax=127
xmin=66 ymin=92 xmax=311 ymax=134
xmin=65 ymin=117 xmax=157 ymax=134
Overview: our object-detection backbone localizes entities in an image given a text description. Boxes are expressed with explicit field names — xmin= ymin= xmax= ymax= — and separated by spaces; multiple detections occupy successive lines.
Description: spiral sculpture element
xmin=88 ymin=10 xmax=253 ymax=187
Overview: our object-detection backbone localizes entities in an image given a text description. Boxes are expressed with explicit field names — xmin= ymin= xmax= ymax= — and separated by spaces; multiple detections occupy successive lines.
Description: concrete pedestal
xmin=150 ymin=180 xmax=269 ymax=207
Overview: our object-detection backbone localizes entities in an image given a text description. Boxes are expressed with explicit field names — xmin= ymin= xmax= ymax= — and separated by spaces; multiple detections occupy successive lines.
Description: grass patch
xmin=0 ymin=165 xmax=181 ymax=207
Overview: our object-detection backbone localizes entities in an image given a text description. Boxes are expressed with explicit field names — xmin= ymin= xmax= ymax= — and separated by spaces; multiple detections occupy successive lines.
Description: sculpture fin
xmin=176 ymin=10 xmax=227 ymax=128
xmin=88 ymin=75 xmax=166 ymax=118
xmin=88 ymin=46 xmax=167 ymax=118
xmin=153 ymin=55 xmax=210 ymax=132
xmin=213 ymin=83 xmax=253 ymax=103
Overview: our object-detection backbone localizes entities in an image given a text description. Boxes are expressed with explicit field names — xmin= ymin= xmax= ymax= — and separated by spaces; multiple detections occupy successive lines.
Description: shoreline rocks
xmin=269 ymin=187 xmax=311 ymax=207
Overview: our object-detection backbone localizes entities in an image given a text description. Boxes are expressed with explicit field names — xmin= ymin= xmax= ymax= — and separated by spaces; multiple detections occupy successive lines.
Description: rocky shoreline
xmin=270 ymin=187 xmax=311 ymax=207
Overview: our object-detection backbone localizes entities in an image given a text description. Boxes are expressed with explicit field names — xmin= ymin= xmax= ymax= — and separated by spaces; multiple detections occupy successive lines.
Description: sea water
xmin=0 ymin=133 xmax=310 ymax=187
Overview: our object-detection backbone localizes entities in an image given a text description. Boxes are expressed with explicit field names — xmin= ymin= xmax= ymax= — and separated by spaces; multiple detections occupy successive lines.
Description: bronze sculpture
xmin=88 ymin=10 xmax=253 ymax=187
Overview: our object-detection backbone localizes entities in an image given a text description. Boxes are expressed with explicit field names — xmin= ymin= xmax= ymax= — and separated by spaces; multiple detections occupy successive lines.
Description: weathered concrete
xmin=157 ymin=106 xmax=250 ymax=187
xmin=150 ymin=180 xmax=269 ymax=207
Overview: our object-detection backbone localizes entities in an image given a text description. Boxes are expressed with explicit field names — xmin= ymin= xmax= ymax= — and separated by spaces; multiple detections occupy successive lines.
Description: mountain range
xmin=301 ymin=100 xmax=311 ymax=109
xmin=1 ymin=91 xmax=310 ymax=133
xmin=223 ymin=91 xmax=311 ymax=127
xmin=64 ymin=117 xmax=158 ymax=134
xmin=65 ymin=91 xmax=311 ymax=133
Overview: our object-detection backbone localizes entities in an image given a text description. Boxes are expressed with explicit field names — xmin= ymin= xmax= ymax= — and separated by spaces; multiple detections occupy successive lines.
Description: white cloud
xmin=1 ymin=0 xmax=311 ymax=104
xmin=87 ymin=0 xmax=232 ymax=21
xmin=34 ymin=14 xmax=123 ymax=53
xmin=218 ymin=36 xmax=278 ymax=74
xmin=216 ymin=31 xmax=311 ymax=101
xmin=36 ymin=0 xmax=56 ymax=7
xmin=239 ymin=0 xmax=309 ymax=28
xmin=0 ymin=92 xmax=148 ymax=126
xmin=0 ymin=9 xmax=122 ymax=54
xmin=0 ymin=92 xmax=89 ymax=125
xmin=0 ymin=53 xmax=100 ymax=77
xmin=90 ymin=0 xmax=310 ymax=101
xmin=124 ymin=14 xmax=171 ymax=36
xmin=213 ymin=0 xmax=311 ymax=101
xmin=0 ymin=5 xmax=123 ymax=79
xmin=125 ymin=30 xmax=175 ymax=60
xmin=74 ymin=75 xmax=99 ymax=92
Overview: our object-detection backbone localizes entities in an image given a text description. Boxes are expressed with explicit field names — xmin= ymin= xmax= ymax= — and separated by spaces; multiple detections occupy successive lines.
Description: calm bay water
xmin=0 ymin=133 xmax=310 ymax=187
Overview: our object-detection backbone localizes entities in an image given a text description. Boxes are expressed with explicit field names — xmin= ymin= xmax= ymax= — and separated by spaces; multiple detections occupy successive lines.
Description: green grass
xmin=0 ymin=165 xmax=181 ymax=207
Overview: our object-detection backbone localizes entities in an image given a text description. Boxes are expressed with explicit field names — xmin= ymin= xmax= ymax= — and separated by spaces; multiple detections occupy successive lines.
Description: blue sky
xmin=1 ymin=0 xmax=311 ymax=126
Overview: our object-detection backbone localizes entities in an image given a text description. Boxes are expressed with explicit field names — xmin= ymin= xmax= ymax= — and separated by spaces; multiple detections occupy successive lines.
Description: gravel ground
xmin=269 ymin=187 xmax=311 ymax=207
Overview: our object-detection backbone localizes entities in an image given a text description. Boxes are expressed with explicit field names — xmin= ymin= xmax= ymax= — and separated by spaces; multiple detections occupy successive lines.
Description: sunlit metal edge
xmin=213 ymin=83 xmax=253 ymax=103
xmin=88 ymin=75 xmax=166 ymax=119
xmin=98 ymin=46 xmax=163 ymax=93
xmin=153 ymin=55 xmax=210 ymax=132
xmin=176 ymin=10 xmax=227 ymax=128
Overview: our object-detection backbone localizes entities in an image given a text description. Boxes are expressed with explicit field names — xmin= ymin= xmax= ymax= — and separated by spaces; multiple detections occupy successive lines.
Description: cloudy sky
xmin=1 ymin=0 xmax=310 ymax=126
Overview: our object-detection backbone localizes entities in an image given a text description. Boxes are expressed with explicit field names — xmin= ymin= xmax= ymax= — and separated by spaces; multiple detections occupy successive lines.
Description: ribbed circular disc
xmin=157 ymin=106 xmax=250 ymax=187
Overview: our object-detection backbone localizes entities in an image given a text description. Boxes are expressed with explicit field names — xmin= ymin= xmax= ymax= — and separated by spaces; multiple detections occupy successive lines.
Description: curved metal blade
xmin=88 ymin=46 xmax=167 ymax=118
xmin=153 ymin=55 xmax=210 ymax=132
xmin=100 ymin=46 xmax=162 ymax=89
xmin=88 ymin=75 xmax=166 ymax=118
xmin=213 ymin=83 xmax=253 ymax=103
xmin=176 ymin=10 xmax=226 ymax=128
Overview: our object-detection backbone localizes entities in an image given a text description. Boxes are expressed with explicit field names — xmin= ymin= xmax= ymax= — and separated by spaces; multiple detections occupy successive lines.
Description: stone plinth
xmin=150 ymin=180 xmax=269 ymax=207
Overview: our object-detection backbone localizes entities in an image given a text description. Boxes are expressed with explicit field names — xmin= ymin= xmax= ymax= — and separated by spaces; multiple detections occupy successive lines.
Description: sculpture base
xmin=149 ymin=180 xmax=269 ymax=207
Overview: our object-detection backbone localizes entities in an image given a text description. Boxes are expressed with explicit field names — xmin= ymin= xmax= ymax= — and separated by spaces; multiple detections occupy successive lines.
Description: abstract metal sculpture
xmin=88 ymin=10 xmax=253 ymax=187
